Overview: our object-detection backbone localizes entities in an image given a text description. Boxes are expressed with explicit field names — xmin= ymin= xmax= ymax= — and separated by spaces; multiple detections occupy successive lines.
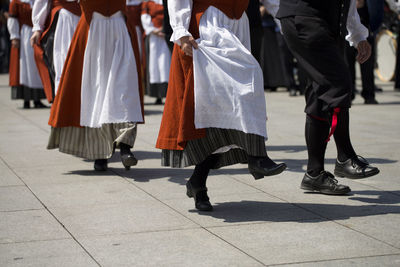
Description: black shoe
xmin=364 ymin=98 xmax=378 ymax=104
xmin=375 ymin=87 xmax=383 ymax=92
xmin=186 ymin=180 xmax=213 ymax=211
xmin=301 ymin=171 xmax=351 ymax=195
xmin=334 ymin=155 xmax=379 ymax=179
xmin=154 ymin=98 xmax=163 ymax=105
xmin=120 ymin=143 xmax=138 ymax=170
xmin=23 ymin=101 xmax=30 ymax=109
xmin=33 ymin=101 xmax=48 ymax=108
xmin=248 ymin=156 xmax=287 ymax=180
xmin=94 ymin=159 xmax=108 ymax=171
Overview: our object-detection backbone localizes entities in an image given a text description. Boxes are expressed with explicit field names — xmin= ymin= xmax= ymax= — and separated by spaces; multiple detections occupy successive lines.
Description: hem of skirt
xmin=47 ymin=144 xmax=113 ymax=160
xmin=161 ymin=148 xmax=248 ymax=169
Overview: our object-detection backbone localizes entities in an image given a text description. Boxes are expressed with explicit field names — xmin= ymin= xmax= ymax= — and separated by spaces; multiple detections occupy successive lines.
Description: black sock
xmin=190 ymin=154 xmax=219 ymax=188
xmin=305 ymin=114 xmax=330 ymax=177
xmin=333 ymin=109 xmax=357 ymax=162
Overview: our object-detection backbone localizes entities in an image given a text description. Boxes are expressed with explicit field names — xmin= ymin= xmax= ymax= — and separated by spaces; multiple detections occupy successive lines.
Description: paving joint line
xmin=266 ymin=253 xmax=400 ymax=266
xmin=225 ymin=174 xmax=400 ymax=251
xmin=108 ymin=168 xmax=267 ymax=266
xmin=0 ymin=155 xmax=102 ymax=267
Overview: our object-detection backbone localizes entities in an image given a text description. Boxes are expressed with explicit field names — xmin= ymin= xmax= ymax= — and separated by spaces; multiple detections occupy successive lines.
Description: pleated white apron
xmin=80 ymin=11 xmax=143 ymax=128
xmin=192 ymin=6 xmax=267 ymax=138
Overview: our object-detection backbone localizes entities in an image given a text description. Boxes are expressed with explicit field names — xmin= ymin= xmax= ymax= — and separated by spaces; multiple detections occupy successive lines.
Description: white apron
xmin=192 ymin=6 xmax=267 ymax=138
xmin=80 ymin=11 xmax=143 ymax=128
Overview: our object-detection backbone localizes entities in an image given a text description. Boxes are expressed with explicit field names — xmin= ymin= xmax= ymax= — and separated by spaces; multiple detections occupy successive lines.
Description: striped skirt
xmin=47 ymin=122 xmax=137 ymax=160
xmin=162 ymin=128 xmax=266 ymax=169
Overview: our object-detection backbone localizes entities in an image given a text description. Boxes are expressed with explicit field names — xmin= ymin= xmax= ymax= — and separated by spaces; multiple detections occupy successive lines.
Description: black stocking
xmin=305 ymin=114 xmax=330 ymax=177
xmin=333 ymin=109 xmax=357 ymax=162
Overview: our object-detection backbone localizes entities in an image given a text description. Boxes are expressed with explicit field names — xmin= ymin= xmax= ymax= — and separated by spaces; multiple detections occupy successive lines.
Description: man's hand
xmin=356 ymin=40 xmax=371 ymax=64
xmin=30 ymin=31 xmax=41 ymax=47
xmin=11 ymin=39 xmax=20 ymax=48
xmin=179 ymin=35 xmax=198 ymax=57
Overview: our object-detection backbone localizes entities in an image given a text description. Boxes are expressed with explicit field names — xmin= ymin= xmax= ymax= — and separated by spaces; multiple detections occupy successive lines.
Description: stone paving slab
xmin=0 ymin=210 xmax=70 ymax=244
xmin=208 ymin=221 xmax=400 ymax=266
xmin=1 ymin=73 xmax=400 ymax=266
xmin=0 ymin=239 xmax=98 ymax=267
xmin=286 ymin=255 xmax=400 ymax=267
xmin=48 ymin=201 xmax=198 ymax=238
xmin=0 ymin=158 xmax=23 ymax=187
xmin=80 ymin=229 xmax=264 ymax=267
xmin=0 ymin=186 xmax=43 ymax=212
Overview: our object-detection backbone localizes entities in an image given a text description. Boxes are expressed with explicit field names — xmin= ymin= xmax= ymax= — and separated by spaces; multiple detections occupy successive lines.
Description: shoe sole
xmin=250 ymin=163 xmax=287 ymax=180
xmin=122 ymin=156 xmax=138 ymax=170
xmin=300 ymin=184 xmax=351 ymax=195
xmin=334 ymin=168 xmax=380 ymax=179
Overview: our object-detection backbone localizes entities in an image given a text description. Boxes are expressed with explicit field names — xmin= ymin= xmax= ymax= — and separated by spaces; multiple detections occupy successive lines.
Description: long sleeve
xmin=345 ymin=0 xmax=369 ymax=47
xmin=141 ymin=12 xmax=157 ymax=35
xmin=32 ymin=0 xmax=49 ymax=32
xmin=168 ymin=0 xmax=192 ymax=45
xmin=8 ymin=17 xmax=20 ymax=39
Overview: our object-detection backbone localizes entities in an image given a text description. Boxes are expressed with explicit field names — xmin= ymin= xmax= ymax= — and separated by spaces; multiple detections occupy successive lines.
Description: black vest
xmin=276 ymin=0 xmax=351 ymax=37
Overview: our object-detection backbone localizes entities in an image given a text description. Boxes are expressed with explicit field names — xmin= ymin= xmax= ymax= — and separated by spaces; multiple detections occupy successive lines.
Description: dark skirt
xmin=11 ymin=86 xmax=46 ymax=101
xmin=162 ymin=128 xmax=267 ymax=169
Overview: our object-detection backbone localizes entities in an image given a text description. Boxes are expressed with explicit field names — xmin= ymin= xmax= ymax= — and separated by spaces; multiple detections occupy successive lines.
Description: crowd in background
xmin=0 ymin=0 xmax=399 ymax=105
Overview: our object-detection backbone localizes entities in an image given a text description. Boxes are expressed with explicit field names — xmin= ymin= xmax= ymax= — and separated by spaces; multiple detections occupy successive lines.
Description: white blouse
xmin=345 ymin=0 xmax=369 ymax=47
xmin=168 ymin=0 xmax=368 ymax=47
xmin=32 ymin=0 xmax=78 ymax=32
xmin=8 ymin=0 xmax=34 ymax=39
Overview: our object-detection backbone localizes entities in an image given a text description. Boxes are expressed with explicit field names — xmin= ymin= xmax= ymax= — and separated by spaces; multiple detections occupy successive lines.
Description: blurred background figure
xmin=0 ymin=0 xmax=10 ymax=74
xmin=344 ymin=0 xmax=379 ymax=104
xmin=126 ymin=0 xmax=144 ymax=55
xmin=30 ymin=0 xmax=81 ymax=103
xmin=386 ymin=0 xmax=400 ymax=90
xmin=246 ymin=0 xmax=263 ymax=64
xmin=162 ymin=0 xmax=173 ymax=52
xmin=259 ymin=1 xmax=303 ymax=95
xmin=7 ymin=0 xmax=45 ymax=109
xmin=141 ymin=0 xmax=171 ymax=105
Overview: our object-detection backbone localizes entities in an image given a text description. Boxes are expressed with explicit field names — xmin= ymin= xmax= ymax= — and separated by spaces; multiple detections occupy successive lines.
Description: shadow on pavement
xmin=190 ymin=195 xmax=400 ymax=223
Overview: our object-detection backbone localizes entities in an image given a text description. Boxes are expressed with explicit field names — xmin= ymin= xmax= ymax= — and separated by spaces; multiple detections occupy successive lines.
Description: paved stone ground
xmin=0 ymin=73 xmax=400 ymax=267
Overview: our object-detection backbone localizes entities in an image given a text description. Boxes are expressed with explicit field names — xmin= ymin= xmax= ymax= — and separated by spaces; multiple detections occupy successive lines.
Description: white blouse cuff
xmin=170 ymin=26 xmax=192 ymax=45
xmin=32 ymin=25 xmax=43 ymax=32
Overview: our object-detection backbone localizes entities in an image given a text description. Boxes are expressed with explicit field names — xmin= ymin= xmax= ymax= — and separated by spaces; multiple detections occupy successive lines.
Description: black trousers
xmin=344 ymin=35 xmax=376 ymax=101
xmin=281 ymin=16 xmax=356 ymax=174
xmin=280 ymin=16 xmax=352 ymax=120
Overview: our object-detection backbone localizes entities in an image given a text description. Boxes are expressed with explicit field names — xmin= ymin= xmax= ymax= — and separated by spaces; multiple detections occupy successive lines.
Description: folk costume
xmin=277 ymin=0 xmax=380 ymax=195
xmin=157 ymin=0 xmax=286 ymax=211
xmin=47 ymin=0 xmax=144 ymax=171
xmin=8 ymin=0 xmax=46 ymax=108
xmin=141 ymin=0 xmax=171 ymax=104
xmin=126 ymin=0 xmax=144 ymax=55
xmin=32 ymin=0 xmax=81 ymax=102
